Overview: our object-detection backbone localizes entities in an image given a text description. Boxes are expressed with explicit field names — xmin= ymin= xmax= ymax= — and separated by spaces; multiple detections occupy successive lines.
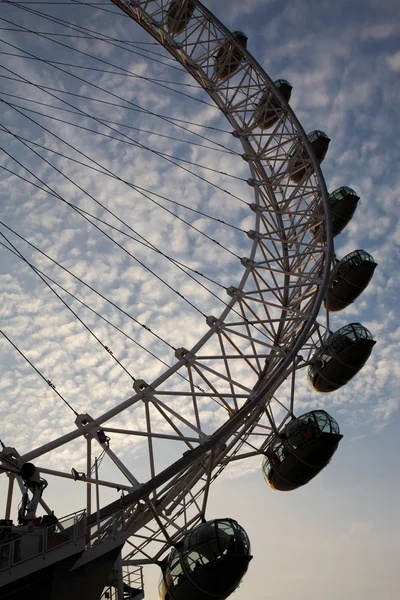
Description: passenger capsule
xmin=262 ymin=410 xmax=342 ymax=491
xmin=311 ymin=186 xmax=360 ymax=241
xmin=166 ymin=0 xmax=195 ymax=35
xmin=254 ymin=79 xmax=293 ymax=129
xmin=159 ymin=519 xmax=252 ymax=600
xmin=324 ymin=249 xmax=378 ymax=311
xmin=329 ymin=186 xmax=360 ymax=236
xmin=214 ymin=31 xmax=248 ymax=82
xmin=290 ymin=130 xmax=330 ymax=183
xmin=308 ymin=323 xmax=376 ymax=393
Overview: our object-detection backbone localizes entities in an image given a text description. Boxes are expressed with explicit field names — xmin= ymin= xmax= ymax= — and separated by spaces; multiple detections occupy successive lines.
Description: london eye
xmin=0 ymin=1 xmax=378 ymax=599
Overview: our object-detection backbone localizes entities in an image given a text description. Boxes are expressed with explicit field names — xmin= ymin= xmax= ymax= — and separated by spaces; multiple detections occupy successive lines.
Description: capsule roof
xmin=232 ymin=31 xmax=248 ymax=46
xmin=337 ymin=248 xmax=376 ymax=266
xmin=307 ymin=130 xmax=330 ymax=143
xmin=329 ymin=186 xmax=360 ymax=205
xmin=274 ymin=78 xmax=293 ymax=89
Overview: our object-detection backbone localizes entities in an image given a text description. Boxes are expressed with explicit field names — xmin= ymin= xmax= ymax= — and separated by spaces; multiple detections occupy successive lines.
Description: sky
xmin=0 ymin=0 xmax=399 ymax=599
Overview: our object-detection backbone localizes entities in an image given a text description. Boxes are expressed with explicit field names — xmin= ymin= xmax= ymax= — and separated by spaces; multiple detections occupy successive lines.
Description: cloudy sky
xmin=0 ymin=0 xmax=399 ymax=599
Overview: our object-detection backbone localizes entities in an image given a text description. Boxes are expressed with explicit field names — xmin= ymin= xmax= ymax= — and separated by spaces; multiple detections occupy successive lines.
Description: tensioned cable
xmin=0 ymin=217 xmax=175 ymax=352
xmin=0 ymin=237 xmax=173 ymax=369
xmin=0 ymin=63 xmax=248 ymax=204
xmin=1 ymin=101 xmax=245 ymax=259
xmin=2 ymin=4 xmax=284 ymax=340
xmin=0 ymin=95 xmax=247 ymax=183
xmin=0 ymin=134 xmax=210 ymax=324
xmin=0 ymin=228 xmax=137 ymax=381
xmin=0 ymin=153 xmax=243 ymax=242
xmin=0 ymin=49 xmax=206 ymax=89
xmin=1 ymin=150 xmax=276 ymax=350
xmin=0 ymin=132 xmax=243 ymax=317
xmin=1 ymin=114 xmax=278 ymax=347
xmin=2 ymin=161 xmax=283 ymax=359
xmin=0 ymin=158 xmax=239 ymax=296
xmin=0 ymin=151 xmax=240 ymax=306
xmin=0 ymin=4 xmax=198 ymax=78
xmin=0 ymin=74 xmax=232 ymax=136
xmin=0 ymin=27 xmax=158 ymax=43
xmin=0 ymin=163 xmax=277 ymax=356
xmin=0 ymin=26 xmax=160 ymax=45
xmin=0 ymin=92 xmax=237 ymax=156
xmin=0 ymin=9 xmax=239 ymax=144
xmin=2 ymin=0 xmax=191 ymax=72
xmin=0 ymin=16 xmax=214 ymax=106
xmin=0 ymin=235 xmax=231 ymax=412
xmin=0 ymin=328 xmax=79 ymax=416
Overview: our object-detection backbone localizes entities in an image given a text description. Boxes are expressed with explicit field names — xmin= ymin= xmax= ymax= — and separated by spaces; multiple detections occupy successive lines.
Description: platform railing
xmin=0 ymin=509 xmax=86 ymax=572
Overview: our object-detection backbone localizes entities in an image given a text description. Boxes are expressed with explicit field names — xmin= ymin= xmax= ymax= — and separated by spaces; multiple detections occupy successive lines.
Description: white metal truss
xmin=0 ymin=0 xmax=335 ymax=581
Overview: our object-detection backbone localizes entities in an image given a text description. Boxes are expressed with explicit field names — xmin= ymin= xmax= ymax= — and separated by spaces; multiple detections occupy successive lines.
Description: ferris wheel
xmin=0 ymin=1 xmax=378 ymax=599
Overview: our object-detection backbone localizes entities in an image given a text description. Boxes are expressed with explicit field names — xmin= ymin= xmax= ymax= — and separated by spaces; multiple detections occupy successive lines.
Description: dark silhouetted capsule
xmin=262 ymin=410 xmax=342 ymax=491
xmin=308 ymin=323 xmax=376 ymax=392
xmin=324 ymin=249 xmax=378 ymax=311
xmin=214 ymin=31 xmax=248 ymax=82
xmin=329 ymin=186 xmax=360 ymax=236
xmin=254 ymin=79 xmax=293 ymax=129
xmin=311 ymin=186 xmax=360 ymax=241
xmin=290 ymin=130 xmax=330 ymax=183
xmin=166 ymin=0 xmax=195 ymax=35
xmin=159 ymin=519 xmax=252 ymax=600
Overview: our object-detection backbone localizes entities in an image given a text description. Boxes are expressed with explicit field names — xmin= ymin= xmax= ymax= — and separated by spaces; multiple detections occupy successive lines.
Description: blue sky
xmin=0 ymin=0 xmax=399 ymax=599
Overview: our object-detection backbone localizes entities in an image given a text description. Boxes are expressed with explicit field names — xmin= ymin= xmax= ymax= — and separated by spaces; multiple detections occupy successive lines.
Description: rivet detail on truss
xmin=247 ymin=229 xmax=263 ymax=240
xmin=133 ymin=379 xmax=153 ymax=394
xmin=226 ymin=286 xmax=244 ymax=299
xmin=206 ymin=315 xmax=225 ymax=330
xmin=175 ymin=347 xmax=197 ymax=364
xmin=241 ymin=257 xmax=256 ymax=269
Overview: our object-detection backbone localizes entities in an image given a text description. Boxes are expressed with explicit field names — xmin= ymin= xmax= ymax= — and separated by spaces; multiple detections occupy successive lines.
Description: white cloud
xmin=386 ymin=49 xmax=400 ymax=72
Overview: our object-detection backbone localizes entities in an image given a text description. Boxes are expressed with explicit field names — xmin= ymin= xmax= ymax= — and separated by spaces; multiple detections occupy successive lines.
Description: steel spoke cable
xmin=1 ymin=127 xmax=280 ymax=349
xmin=0 ymin=94 xmax=246 ymax=183
xmin=0 ymin=238 xmax=175 ymax=370
xmin=0 ymin=129 xmax=241 ymax=237
xmin=0 ymin=140 xmax=238 ymax=319
xmin=0 ymin=25 xmax=211 ymax=107
xmin=0 ymin=158 xmax=243 ymax=277
xmin=0 ymin=65 xmax=246 ymax=195
xmin=1 ymin=153 xmax=276 ymax=354
xmin=1 ymin=150 xmax=178 ymax=352
xmin=0 ymin=92 xmax=237 ymax=156
xmin=3 ymin=0 xmax=195 ymax=68
xmin=0 ymin=150 xmax=237 ymax=311
xmin=0 ymin=8 xmax=195 ymax=80
xmin=0 ymin=4 xmax=288 ymax=356
xmin=0 ymin=13 xmax=237 ymax=143
xmin=1 ymin=0 xmax=190 ymax=72
xmin=0 ymin=27 xmax=160 ymax=45
xmin=0 ymin=73 xmax=232 ymax=136
xmin=0 ymin=217 xmax=175 ymax=353
xmin=0 ymin=49 xmax=208 ymax=90
xmin=0 ymin=229 xmax=137 ymax=381
xmin=0 ymin=328 xmax=79 ymax=416
xmin=1 ymin=101 xmax=245 ymax=259
xmin=1 ymin=163 xmax=279 ymax=359
xmin=0 ymin=237 xmax=230 ymax=414
xmin=0 ymin=135 xmax=209 ymax=324
xmin=0 ymin=160 xmax=229 ymax=293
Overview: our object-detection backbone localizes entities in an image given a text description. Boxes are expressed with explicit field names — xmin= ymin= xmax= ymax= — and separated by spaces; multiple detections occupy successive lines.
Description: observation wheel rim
xmin=1 ymin=0 xmax=334 ymax=560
